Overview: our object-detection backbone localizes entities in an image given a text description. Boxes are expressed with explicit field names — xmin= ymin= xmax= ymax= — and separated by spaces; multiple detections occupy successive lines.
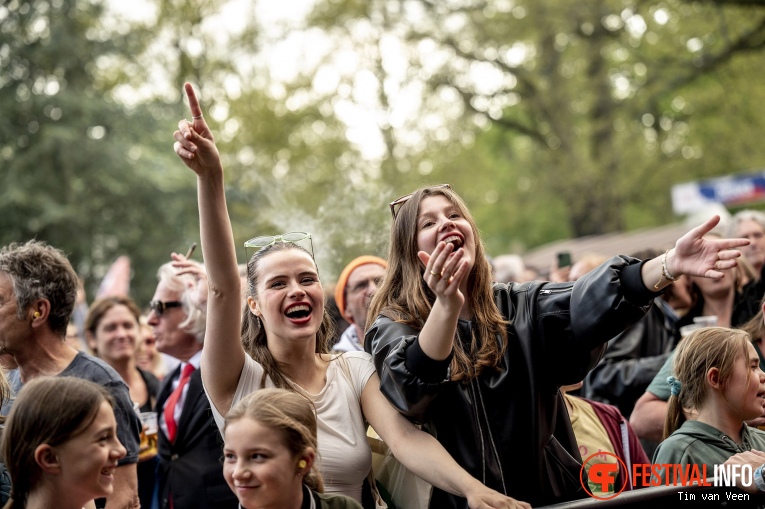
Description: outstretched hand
xmin=172 ymin=82 xmax=221 ymax=177
xmin=670 ymin=215 xmax=749 ymax=279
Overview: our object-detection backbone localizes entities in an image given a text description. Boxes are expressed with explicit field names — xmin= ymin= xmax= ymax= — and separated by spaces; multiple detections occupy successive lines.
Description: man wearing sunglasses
xmin=148 ymin=259 xmax=238 ymax=509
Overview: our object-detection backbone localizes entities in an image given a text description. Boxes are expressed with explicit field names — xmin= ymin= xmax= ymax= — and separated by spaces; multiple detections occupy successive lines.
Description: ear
xmin=707 ymin=367 xmax=722 ymax=390
xmin=246 ymin=296 xmax=261 ymax=317
xmin=30 ymin=299 xmax=50 ymax=325
xmin=298 ymin=448 xmax=316 ymax=474
xmin=34 ymin=444 xmax=61 ymax=474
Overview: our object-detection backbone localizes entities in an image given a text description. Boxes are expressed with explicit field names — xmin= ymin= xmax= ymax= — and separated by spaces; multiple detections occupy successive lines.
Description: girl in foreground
xmin=1 ymin=377 xmax=126 ymax=509
xmin=364 ymin=184 xmax=749 ymax=507
xmin=223 ymin=388 xmax=362 ymax=509
xmin=652 ymin=327 xmax=765 ymax=483
xmin=172 ymin=82 xmax=526 ymax=509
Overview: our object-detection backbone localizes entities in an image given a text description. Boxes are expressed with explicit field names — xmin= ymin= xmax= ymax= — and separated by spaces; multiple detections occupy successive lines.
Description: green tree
xmin=0 ymin=0 xmax=199 ymax=304
xmin=304 ymin=0 xmax=765 ymax=240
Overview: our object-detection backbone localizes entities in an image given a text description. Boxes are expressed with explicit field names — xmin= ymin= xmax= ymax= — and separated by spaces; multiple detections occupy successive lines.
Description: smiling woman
xmin=364 ymin=183 xmax=752 ymax=507
xmin=173 ymin=81 xmax=534 ymax=509
xmin=1 ymin=376 xmax=126 ymax=509
xmin=85 ymin=296 xmax=159 ymax=413
xmin=84 ymin=296 xmax=160 ymax=509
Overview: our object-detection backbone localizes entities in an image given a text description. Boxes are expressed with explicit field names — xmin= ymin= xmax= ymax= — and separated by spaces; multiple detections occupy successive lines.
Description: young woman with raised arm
xmin=172 ymin=82 xmax=527 ymax=509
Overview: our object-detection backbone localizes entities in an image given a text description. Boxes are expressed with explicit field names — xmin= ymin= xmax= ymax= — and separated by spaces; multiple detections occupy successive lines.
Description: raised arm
xmin=641 ymin=215 xmax=749 ymax=290
xmin=360 ymin=373 xmax=530 ymax=509
xmin=173 ymin=82 xmax=244 ymax=415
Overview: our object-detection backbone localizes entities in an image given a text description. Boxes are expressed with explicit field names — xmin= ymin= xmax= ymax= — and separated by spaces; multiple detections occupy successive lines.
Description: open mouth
xmin=285 ymin=304 xmax=312 ymax=320
xmin=442 ymin=235 xmax=464 ymax=249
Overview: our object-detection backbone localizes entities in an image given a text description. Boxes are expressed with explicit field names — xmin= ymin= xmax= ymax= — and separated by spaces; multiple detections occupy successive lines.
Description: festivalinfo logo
xmin=580 ymin=452 xmax=755 ymax=501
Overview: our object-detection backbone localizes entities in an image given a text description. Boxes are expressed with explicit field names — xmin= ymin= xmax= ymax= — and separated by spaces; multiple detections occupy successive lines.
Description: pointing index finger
xmin=184 ymin=82 xmax=202 ymax=118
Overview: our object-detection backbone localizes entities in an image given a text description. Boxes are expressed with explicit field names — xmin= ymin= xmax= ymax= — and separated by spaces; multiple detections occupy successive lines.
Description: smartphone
xmin=557 ymin=251 xmax=572 ymax=268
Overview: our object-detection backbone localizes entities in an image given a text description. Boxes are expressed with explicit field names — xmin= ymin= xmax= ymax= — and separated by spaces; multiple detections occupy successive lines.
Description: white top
xmin=206 ymin=351 xmax=376 ymax=502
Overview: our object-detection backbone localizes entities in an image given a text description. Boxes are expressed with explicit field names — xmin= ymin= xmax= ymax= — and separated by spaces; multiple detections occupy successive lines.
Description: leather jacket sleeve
xmin=365 ymin=256 xmax=657 ymax=422
xmin=583 ymin=302 xmax=674 ymax=413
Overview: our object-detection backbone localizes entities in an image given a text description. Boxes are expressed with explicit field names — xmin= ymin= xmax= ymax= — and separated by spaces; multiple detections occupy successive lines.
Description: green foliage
xmin=0 ymin=0 xmax=197 ymax=305
xmin=305 ymin=0 xmax=765 ymax=239
xmin=4 ymin=0 xmax=765 ymax=309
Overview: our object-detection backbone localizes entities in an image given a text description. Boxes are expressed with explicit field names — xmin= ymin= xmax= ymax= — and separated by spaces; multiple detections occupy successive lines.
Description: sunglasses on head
xmin=389 ymin=184 xmax=451 ymax=219
xmin=242 ymin=232 xmax=318 ymax=286
xmin=244 ymin=232 xmax=314 ymax=259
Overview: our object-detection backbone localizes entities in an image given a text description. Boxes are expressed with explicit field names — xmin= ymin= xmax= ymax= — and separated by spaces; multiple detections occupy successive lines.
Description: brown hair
xmin=224 ymin=388 xmax=323 ymax=492
xmin=367 ymin=185 xmax=507 ymax=382
xmin=84 ymin=296 xmax=142 ymax=356
xmin=1 ymin=377 xmax=113 ymax=508
xmin=241 ymin=242 xmax=335 ymax=389
xmin=665 ymin=327 xmax=751 ymax=439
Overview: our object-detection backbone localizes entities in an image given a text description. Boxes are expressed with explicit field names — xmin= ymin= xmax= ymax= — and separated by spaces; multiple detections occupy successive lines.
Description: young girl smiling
xmin=1 ymin=377 xmax=126 ymax=509
xmin=223 ymin=388 xmax=361 ymax=509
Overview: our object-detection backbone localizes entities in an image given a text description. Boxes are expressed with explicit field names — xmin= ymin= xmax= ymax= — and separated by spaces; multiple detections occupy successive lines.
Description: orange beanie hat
xmin=334 ymin=256 xmax=387 ymax=316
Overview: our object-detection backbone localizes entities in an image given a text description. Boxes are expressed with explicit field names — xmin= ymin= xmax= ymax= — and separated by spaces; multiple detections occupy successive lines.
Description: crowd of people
xmin=2 ymin=82 xmax=765 ymax=509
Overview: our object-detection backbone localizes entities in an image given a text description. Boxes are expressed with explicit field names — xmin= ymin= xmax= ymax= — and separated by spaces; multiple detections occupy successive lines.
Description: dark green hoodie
xmin=652 ymin=420 xmax=765 ymax=484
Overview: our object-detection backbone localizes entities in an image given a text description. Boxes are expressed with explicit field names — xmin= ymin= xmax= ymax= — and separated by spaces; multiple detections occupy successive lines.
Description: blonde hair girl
xmin=653 ymin=327 xmax=765 ymax=483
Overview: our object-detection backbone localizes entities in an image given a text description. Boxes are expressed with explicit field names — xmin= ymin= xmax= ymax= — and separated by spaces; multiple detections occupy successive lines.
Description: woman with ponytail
xmin=652 ymin=327 xmax=765 ymax=483
xmin=173 ymin=82 xmax=527 ymax=509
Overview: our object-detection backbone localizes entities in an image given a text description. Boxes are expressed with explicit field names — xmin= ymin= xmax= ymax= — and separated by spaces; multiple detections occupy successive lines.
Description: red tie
xmin=164 ymin=363 xmax=195 ymax=443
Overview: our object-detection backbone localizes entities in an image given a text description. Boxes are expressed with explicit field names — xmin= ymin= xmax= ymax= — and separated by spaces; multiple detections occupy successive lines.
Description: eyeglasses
xmin=244 ymin=232 xmax=314 ymax=258
xmin=389 ymin=184 xmax=451 ymax=219
xmin=149 ymin=300 xmax=182 ymax=316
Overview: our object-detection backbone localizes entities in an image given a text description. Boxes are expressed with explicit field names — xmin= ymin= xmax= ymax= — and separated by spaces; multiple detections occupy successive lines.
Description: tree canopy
xmin=2 ymin=0 xmax=765 ymax=304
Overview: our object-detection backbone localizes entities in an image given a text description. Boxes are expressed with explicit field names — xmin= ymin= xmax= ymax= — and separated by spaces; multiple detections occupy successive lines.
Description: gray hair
xmin=727 ymin=209 xmax=765 ymax=238
xmin=0 ymin=240 xmax=78 ymax=337
xmin=492 ymin=254 xmax=525 ymax=284
xmin=156 ymin=261 xmax=207 ymax=344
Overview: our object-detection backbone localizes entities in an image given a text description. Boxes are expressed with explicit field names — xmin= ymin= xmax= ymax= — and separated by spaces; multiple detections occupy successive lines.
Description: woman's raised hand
xmin=173 ymin=82 xmax=221 ymax=177
xmin=418 ymin=242 xmax=469 ymax=312
xmin=670 ymin=215 xmax=750 ymax=279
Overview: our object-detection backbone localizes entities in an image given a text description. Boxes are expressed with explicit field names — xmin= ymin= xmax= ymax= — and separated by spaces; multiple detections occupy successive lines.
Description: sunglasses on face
xmin=149 ymin=300 xmax=182 ymax=316
xmin=389 ymin=184 xmax=452 ymax=219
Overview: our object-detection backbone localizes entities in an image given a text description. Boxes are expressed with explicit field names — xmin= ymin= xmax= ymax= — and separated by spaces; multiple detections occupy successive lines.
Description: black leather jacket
xmin=583 ymin=298 xmax=678 ymax=418
xmin=365 ymin=256 xmax=657 ymax=508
